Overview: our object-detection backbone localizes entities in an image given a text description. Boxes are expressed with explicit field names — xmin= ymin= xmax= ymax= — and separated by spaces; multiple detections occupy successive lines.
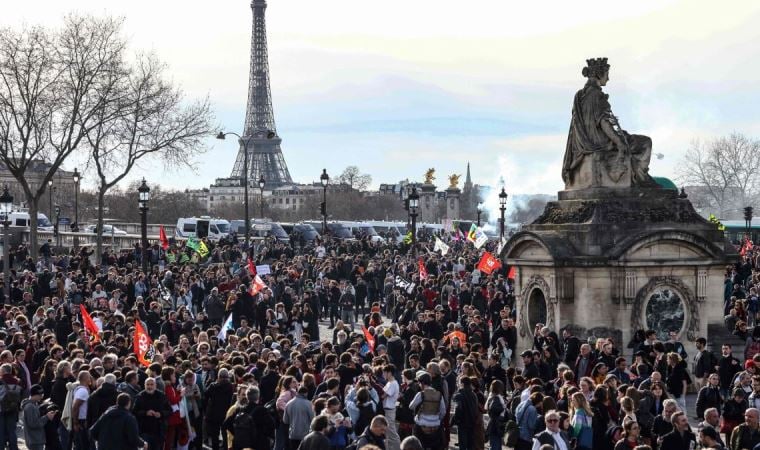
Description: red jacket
xmin=164 ymin=385 xmax=182 ymax=426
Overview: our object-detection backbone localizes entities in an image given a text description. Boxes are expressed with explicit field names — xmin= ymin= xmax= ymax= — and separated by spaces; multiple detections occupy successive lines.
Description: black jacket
xmin=204 ymin=380 xmax=234 ymax=424
xmin=660 ymin=429 xmax=696 ymax=450
xmin=133 ymin=390 xmax=171 ymax=436
xmin=87 ymin=382 xmax=119 ymax=425
xmin=259 ymin=371 xmax=281 ymax=404
xmin=89 ymin=406 xmax=145 ymax=450
xmin=696 ymin=385 xmax=723 ymax=418
xmin=298 ymin=431 xmax=330 ymax=450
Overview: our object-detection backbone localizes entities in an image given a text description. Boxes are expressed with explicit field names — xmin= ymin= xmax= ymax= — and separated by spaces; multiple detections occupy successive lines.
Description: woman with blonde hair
xmin=620 ymin=396 xmax=637 ymax=425
xmin=570 ymin=391 xmax=594 ymax=450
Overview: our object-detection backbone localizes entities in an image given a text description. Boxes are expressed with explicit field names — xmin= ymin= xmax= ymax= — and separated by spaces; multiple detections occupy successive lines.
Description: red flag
xmin=134 ymin=320 xmax=155 ymax=367
xmin=79 ymin=305 xmax=101 ymax=343
xmin=159 ymin=225 xmax=169 ymax=250
xmin=418 ymin=258 xmax=428 ymax=280
xmin=507 ymin=266 xmax=517 ymax=280
xmin=247 ymin=258 xmax=257 ymax=276
xmin=477 ymin=252 xmax=502 ymax=275
xmin=362 ymin=326 xmax=375 ymax=352
xmin=249 ymin=274 xmax=267 ymax=296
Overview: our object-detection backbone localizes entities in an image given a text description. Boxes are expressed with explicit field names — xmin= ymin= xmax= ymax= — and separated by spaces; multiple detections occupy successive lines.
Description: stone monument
xmin=419 ymin=168 xmax=437 ymax=223
xmin=446 ymin=174 xmax=462 ymax=220
xmin=501 ymin=58 xmax=736 ymax=355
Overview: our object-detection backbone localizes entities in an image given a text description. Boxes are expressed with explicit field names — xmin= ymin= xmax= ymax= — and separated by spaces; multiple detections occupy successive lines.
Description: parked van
xmin=304 ymin=221 xmax=355 ymax=240
xmin=0 ymin=211 xmax=54 ymax=232
xmin=280 ymin=222 xmax=321 ymax=244
xmin=340 ymin=222 xmax=385 ymax=243
xmin=175 ymin=217 xmax=231 ymax=241
xmin=366 ymin=221 xmax=407 ymax=244
xmin=251 ymin=220 xmax=290 ymax=242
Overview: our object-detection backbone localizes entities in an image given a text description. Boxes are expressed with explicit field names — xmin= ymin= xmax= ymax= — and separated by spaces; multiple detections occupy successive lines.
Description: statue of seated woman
xmin=561 ymin=58 xmax=656 ymax=189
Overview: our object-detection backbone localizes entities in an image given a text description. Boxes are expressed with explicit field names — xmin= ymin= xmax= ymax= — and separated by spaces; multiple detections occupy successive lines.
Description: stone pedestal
xmin=419 ymin=184 xmax=437 ymax=223
xmin=501 ymin=186 xmax=736 ymax=357
xmin=446 ymin=187 xmax=461 ymax=220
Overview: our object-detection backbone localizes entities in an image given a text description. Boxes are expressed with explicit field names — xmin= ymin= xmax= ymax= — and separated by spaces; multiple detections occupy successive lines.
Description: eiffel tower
xmin=230 ymin=0 xmax=293 ymax=186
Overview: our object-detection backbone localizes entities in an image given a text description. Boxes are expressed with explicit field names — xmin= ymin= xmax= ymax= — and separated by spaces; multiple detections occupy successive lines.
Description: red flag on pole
xmin=249 ymin=275 xmax=267 ymax=296
xmin=159 ymin=225 xmax=169 ymax=250
xmin=134 ymin=320 xmax=155 ymax=367
xmin=418 ymin=258 xmax=428 ymax=280
xmin=247 ymin=258 xmax=257 ymax=276
xmin=507 ymin=266 xmax=517 ymax=280
xmin=79 ymin=305 xmax=101 ymax=344
xmin=362 ymin=326 xmax=375 ymax=352
xmin=477 ymin=252 xmax=502 ymax=275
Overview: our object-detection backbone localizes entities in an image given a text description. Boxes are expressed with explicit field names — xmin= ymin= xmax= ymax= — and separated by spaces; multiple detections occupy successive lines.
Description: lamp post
xmin=320 ymin=169 xmax=329 ymax=234
xmin=745 ymin=206 xmax=754 ymax=240
xmin=47 ymin=179 xmax=53 ymax=219
xmin=408 ymin=186 xmax=419 ymax=246
xmin=72 ymin=168 xmax=80 ymax=247
xmin=217 ymin=131 xmax=253 ymax=245
xmin=54 ymin=205 xmax=61 ymax=248
xmin=138 ymin=179 xmax=150 ymax=273
xmin=499 ymin=187 xmax=508 ymax=240
xmin=477 ymin=202 xmax=482 ymax=227
xmin=0 ymin=186 xmax=12 ymax=299
xmin=258 ymin=175 xmax=265 ymax=219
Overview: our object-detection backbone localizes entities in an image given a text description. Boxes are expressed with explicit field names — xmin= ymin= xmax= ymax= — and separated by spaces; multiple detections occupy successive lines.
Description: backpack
xmin=232 ymin=410 xmax=257 ymax=449
xmin=0 ymin=381 xmax=22 ymax=413
xmin=504 ymin=419 xmax=520 ymax=448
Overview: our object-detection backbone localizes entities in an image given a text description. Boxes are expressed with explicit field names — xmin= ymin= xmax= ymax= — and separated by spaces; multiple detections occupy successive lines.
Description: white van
xmin=0 ymin=211 xmax=55 ymax=232
xmin=366 ymin=221 xmax=407 ymax=244
xmin=340 ymin=222 xmax=386 ymax=243
xmin=175 ymin=217 xmax=231 ymax=241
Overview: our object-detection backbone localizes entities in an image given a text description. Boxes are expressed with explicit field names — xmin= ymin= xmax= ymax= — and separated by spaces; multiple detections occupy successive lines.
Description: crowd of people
xmin=0 ymin=230 xmax=756 ymax=450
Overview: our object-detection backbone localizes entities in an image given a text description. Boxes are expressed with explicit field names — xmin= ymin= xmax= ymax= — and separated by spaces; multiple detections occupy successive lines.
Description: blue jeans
xmin=0 ymin=413 xmax=19 ymax=450
xmin=73 ymin=421 xmax=90 ymax=450
xmin=490 ymin=433 xmax=502 ymax=450
xmin=58 ymin=422 xmax=70 ymax=450
xmin=458 ymin=427 xmax=474 ymax=450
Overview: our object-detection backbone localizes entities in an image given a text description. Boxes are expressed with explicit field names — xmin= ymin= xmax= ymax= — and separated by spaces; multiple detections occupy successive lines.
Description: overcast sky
xmin=4 ymin=0 xmax=760 ymax=196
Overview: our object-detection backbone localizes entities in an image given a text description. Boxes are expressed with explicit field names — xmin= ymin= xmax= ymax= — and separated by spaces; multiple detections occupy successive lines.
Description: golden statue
xmin=448 ymin=174 xmax=461 ymax=189
xmin=424 ymin=168 xmax=436 ymax=184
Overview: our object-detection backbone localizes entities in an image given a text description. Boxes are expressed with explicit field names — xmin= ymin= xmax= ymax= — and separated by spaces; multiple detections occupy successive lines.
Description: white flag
xmin=496 ymin=237 xmax=507 ymax=255
xmin=217 ymin=314 xmax=234 ymax=343
xmin=474 ymin=229 xmax=489 ymax=249
xmin=434 ymin=237 xmax=450 ymax=256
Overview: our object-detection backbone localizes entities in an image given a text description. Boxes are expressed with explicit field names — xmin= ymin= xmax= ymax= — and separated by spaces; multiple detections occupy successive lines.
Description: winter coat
xmin=89 ymin=405 xmax=145 ymax=450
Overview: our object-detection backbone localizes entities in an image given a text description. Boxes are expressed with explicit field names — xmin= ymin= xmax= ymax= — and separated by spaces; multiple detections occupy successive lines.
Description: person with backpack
xmin=0 ymin=362 xmax=23 ymax=450
xmin=223 ymin=386 xmax=274 ymax=450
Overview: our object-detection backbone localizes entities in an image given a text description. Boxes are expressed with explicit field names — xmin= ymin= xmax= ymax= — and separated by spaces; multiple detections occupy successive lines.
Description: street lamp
xmin=54 ymin=205 xmax=61 ymax=248
xmin=499 ymin=187 xmax=508 ymax=240
xmin=47 ymin=179 xmax=53 ymax=219
xmin=258 ymin=175 xmax=265 ymax=219
xmin=0 ymin=186 xmax=12 ymax=299
xmin=320 ymin=169 xmax=329 ymax=234
xmin=745 ymin=206 xmax=754 ymax=240
xmin=138 ymin=179 xmax=150 ymax=273
xmin=72 ymin=168 xmax=80 ymax=248
xmin=408 ymin=186 xmax=419 ymax=246
xmin=477 ymin=202 xmax=482 ymax=227
xmin=217 ymin=131 xmax=253 ymax=245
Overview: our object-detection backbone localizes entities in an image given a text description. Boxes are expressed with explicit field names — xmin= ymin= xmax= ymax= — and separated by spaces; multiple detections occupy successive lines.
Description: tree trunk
xmin=28 ymin=200 xmax=39 ymax=259
xmin=96 ymin=187 xmax=106 ymax=259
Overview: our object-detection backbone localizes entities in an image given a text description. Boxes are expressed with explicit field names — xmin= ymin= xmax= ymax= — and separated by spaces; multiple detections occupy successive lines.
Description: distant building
xmin=0 ymin=160 xmax=77 ymax=216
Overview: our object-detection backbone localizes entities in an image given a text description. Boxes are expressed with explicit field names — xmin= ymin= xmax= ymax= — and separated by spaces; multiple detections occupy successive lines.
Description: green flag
xmin=186 ymin=238 xmax=200 ymax=252
xmin=403 ymin=231 xmax=412 ymax=245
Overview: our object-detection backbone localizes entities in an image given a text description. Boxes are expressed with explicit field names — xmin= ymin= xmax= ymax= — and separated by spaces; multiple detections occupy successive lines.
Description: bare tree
xmin=338 ymin=165 xmax=372 ymax=191
xmin=0 ymin=15 xmax=126 ymax=257
xmin=678 ymin=133 xmax=760 ymax=217
xmin=85 ymin=51 xmax=213 ymax=257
